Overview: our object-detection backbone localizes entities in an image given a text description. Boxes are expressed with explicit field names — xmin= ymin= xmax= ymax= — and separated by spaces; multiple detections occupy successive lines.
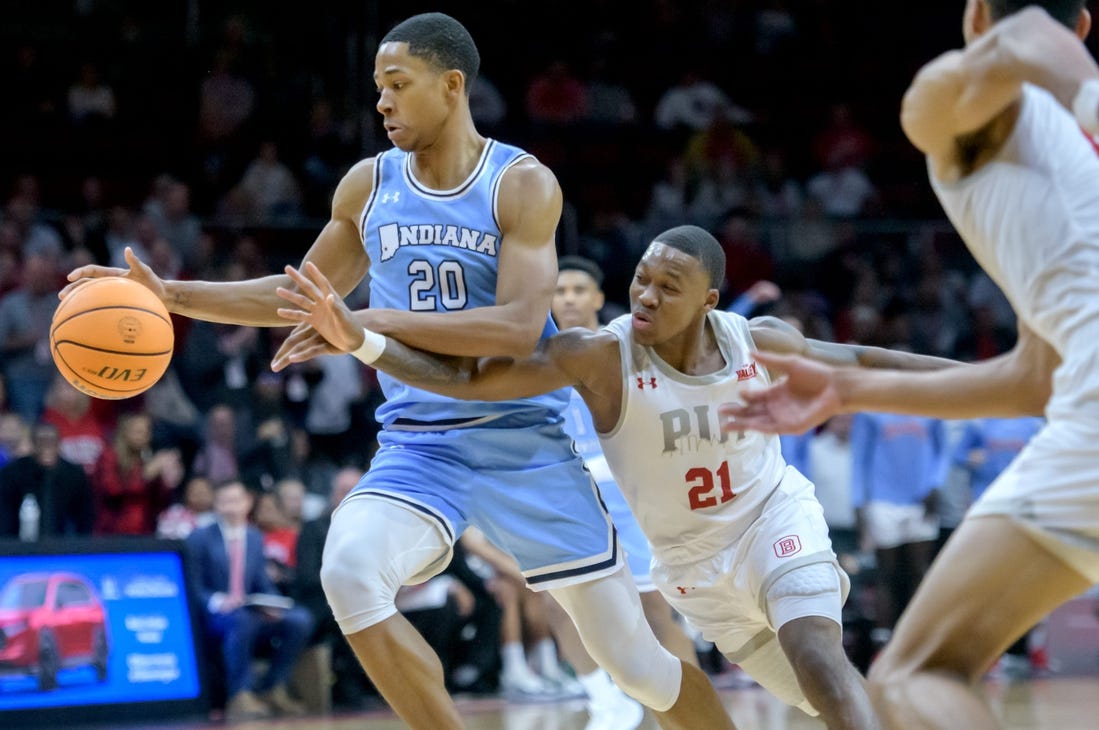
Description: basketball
xmin=50 ymin=277 xmax=174 ymax=400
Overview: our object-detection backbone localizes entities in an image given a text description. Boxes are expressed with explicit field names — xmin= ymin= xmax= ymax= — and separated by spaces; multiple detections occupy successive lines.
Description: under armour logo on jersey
xmin=736 ymin=363 xmax=758 ymax=381
xmin=675 ymin=586 xmax=694 ymax=595
xmin=381 ymin=191 xmax=401 ymax=204
xmin=636 ymin=376 xmax=658 ymax=390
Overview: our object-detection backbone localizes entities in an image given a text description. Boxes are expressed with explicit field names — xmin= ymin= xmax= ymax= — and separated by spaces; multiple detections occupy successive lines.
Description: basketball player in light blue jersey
xmin=65 ymin=13 xmax=732 ymax=730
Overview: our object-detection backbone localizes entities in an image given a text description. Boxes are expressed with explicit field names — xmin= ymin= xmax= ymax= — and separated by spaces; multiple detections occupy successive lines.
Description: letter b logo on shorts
xmin=773 ymin=535 xmax=802 ymax=558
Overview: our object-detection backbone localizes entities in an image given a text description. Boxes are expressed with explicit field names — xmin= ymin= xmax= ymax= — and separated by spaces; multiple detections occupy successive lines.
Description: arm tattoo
xmin=373 ymin=338 xmax=471 ymax=389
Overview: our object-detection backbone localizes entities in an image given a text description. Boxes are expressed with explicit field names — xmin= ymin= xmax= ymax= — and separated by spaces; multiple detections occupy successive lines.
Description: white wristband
xmin=350 ymin=328 xmax=386 ymax=365
xmin=1072 ymin=78 xmax=1099 ymax=136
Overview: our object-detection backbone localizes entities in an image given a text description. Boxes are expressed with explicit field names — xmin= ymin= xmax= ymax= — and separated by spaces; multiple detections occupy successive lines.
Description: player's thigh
xmin=871 ymin=514 xmax=1091 ymax=683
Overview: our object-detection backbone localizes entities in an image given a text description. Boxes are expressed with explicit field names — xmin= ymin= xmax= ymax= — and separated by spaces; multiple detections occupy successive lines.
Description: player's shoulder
xmin=330 ymin=157 xmax=379 ymax=218
xmin=497 ymin=156 xmax=561 ymax=207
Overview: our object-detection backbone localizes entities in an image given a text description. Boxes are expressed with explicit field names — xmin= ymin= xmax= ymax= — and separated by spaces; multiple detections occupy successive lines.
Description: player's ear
xmin=444 ymin=69 xmax=465 ymax=98
xmin=1076 ymin=8 xmax=1091 ymax=41
xmin=703 ymin=288 xmax=720 ymax=312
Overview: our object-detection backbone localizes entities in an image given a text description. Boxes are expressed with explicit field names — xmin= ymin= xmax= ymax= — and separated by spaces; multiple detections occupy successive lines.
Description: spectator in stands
xmin=237 ymin=141 xmax=302 ymax=222
xmin=92 ymin=411 xmax=183 ymax=535
xmin=0 ymin=252 xmax=59 ymax=423
xmin=157 ymin=475 xmax=216 ymax=540
xmin=192 ymin=404 xmax=240 ymax=484
xmin=254 ymin=491 xmax=297 ymax=595
xmin=654 ymin=68 xmax=750 ymax=134
xmin=0 ymin=423 xmax=94 ymax=539
xmin=851 ymin=413 xmax=946 ymax=647
xmin=41 ymin=377 xmax=108 ymax=476
xmin=187 ymin=479 xmax=312 ymax=720
xmin=525 ymin=60 xmax=588 ymax=126
xmin=66 ymin=61 xmax=116 ymax=124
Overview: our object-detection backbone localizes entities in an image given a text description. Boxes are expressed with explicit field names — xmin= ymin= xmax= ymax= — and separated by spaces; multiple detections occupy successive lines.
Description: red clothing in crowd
xmin=92 ymin=448 xmax=171 ymax=535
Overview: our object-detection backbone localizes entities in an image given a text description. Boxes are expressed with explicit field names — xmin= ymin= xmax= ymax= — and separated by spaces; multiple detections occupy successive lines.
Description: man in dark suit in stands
xmin=0 ymin=422 xmax=93 ymax=539
xmin=187 ymin=479 xmax=313 ymax=720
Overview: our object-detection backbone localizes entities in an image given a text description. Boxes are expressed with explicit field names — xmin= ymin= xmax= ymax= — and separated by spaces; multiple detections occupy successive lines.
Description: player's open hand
xmin=61 ymin=246 xmax=166 ymax=303
xmin=274 ymin=262 xmax=362 ymax=368
xmin=718 ymin=351 xmax=844 ymax=435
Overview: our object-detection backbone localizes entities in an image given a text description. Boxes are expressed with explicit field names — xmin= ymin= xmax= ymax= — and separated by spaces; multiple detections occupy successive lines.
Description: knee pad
xmin=765 ymin=561 xmax=845 ymax=631
xmin=550 ymin=566 xmax=682 ymax=711
xmin=321 ymin=496 xmax=452 ymax=635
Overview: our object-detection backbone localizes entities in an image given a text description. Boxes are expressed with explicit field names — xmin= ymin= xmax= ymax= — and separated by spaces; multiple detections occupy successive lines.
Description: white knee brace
xmin=736 ymin=633 xmax=817 ymax=716
xmin=320 ymin=496 xmax=453 ymax=635
xmin=550 ymin=565 xmax=682 ymax=711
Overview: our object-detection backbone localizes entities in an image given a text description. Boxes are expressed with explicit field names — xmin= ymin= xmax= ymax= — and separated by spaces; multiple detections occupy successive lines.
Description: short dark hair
xmin=381 ymin=13 xmax=480 ymax=93
xmin=651 ymin=225 xmax=726 ymax=289
xmin=987 ymin=0 xmax=1085 ymax=27
xmin=558 ymin=255 xmax=604 ymax=287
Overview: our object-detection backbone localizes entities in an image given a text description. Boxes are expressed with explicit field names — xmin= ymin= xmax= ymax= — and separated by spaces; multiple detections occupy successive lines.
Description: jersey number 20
xmin=686 ymin=461 xmax=736 ymax=510
xmin=409 ymin=259 xmax=468 ymax=311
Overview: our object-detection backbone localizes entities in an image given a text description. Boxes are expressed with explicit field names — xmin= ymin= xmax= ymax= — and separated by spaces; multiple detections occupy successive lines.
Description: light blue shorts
xmin=352 ymin=410 xmax=620 ymax=591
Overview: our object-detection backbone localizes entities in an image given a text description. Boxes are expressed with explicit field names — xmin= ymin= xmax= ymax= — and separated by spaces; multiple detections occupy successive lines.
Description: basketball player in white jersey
xmin=273 ymin=225 xmax=959 ymax=729
xmin=719 ymin=4 xmax=1099 ymax=728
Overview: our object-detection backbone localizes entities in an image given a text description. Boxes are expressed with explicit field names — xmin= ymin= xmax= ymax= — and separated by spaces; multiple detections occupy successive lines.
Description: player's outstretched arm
xmin=749 ymin=316 xmax=962 ymax=371
xmin=62 ymin=161 xmax=373 ymax=327
xmin=721 ymin=322 xmax=1056 ymax=435
xmin=273 ymin=260 xmax=586 ymax=402
xmin=350 ymin=159 xmax=564 ymax=358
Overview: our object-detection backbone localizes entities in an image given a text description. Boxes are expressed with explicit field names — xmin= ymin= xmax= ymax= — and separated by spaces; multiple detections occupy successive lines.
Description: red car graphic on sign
xmin=0 ymin=572 xmax=109 ymax=691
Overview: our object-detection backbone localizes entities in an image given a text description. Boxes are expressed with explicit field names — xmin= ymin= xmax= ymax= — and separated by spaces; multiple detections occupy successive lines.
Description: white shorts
xmin=863 ymin=501 xmax=940 ymax=550
xmin=968 ymin=417 xmax=1099 ymax=583
xmin=651 ymin=469 xmax=849 ymax=661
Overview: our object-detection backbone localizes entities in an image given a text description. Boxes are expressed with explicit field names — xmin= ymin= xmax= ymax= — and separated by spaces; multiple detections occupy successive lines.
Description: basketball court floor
xmin=117 ymin=676 xmax=1099 ymax=730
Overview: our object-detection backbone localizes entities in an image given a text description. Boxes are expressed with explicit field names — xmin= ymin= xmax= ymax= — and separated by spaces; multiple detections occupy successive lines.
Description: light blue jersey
xmin=347 ymin=141 xmax=618 ymax=589
xmin=562 ymin=389 xmax=656 ymax=591
xmin=360 ymin=140 xmax=568 ymax=426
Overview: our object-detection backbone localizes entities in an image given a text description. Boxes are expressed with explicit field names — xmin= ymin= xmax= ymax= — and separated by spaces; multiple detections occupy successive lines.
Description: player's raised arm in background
xmin=272 ymin=261 xmax=596 ymax=402
xmin=62 ymin=160 xmax=375 ymax=327
xmin=748 ymin=316 xmax=962 ymax=371
xmin=719 ymin=320 xmax=1057 ymax=436
xmin=348 ymin=159 xmax=563 ymax=358
xmin=901 ymin=5 xmax=1098 ymax=166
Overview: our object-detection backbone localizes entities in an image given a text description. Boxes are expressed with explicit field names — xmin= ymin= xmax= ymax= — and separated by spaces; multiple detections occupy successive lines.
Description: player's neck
xmin=652 ymin=315 xmax=723 ymax=376
xmin=409 ymin=117 xmax=486 ymax=190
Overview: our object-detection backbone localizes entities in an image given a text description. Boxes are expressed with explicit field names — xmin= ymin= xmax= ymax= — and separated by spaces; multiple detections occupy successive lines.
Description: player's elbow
xmin=498 ymin=320 xmax=542 ymax=358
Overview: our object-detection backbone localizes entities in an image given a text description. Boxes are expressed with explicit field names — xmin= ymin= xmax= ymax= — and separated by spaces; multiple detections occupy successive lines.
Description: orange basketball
xmin=50 ymin=277 xmax=174 ymax=400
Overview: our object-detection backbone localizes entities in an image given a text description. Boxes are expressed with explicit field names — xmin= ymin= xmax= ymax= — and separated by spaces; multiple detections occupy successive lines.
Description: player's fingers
xmin=123 ymin=246 xmax=151 ymax=273
xmin=59 ymin=279 xmax=92 ymax=300
xmin=283 ymin=265 xmax=323 ymax=301
xmin=65 ymin=265 xmax=126 ymax=283
xmin=751 ymin=350 xmax=797 ymax=372
xmin=276 ymin=286 xmax=314 ymax=309
xmin=302 ymin=261 xmax=339 ymax=297
xmin=275 ymin=306 xmax=309 ymax=322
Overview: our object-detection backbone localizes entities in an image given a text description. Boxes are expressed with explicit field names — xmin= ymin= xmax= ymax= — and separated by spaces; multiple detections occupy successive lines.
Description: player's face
xmin=374 ymin=42 xmax=451 ymax=151
xmin=553 ymin=270 xmax=604 ymax=330
xmin=629 ymin=242 xmax=717 ymax=347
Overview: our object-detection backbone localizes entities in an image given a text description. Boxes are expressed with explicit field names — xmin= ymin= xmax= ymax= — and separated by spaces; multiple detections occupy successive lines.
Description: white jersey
xmin=598 ymin=311 xmax=788 ymax=565
xmin=930 ymin=84 xmax=1099 ymax=418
